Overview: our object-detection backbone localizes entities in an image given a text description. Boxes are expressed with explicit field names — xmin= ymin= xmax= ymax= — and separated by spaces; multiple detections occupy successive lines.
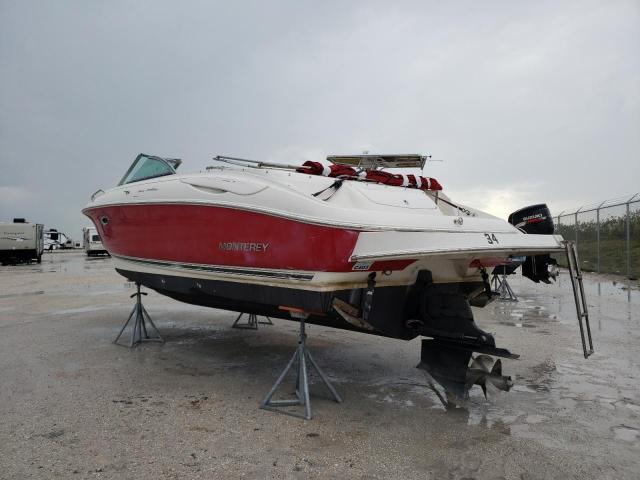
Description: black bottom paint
xmin=116 ymin=268 xmax=504 ymax=349
xmin=116 ymin=268 xmax=397 ymax=337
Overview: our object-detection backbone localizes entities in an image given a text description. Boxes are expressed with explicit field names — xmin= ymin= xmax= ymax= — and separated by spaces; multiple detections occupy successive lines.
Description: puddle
xmin=49 ymin=305 xmax=121 ymax=315
xmin=499 ymin=321 xmax=538 ymax=328
xmin=0 ymin=290 xmax=44 ymax=299
xmin=525 ymin=414 xmax=547 ymax=424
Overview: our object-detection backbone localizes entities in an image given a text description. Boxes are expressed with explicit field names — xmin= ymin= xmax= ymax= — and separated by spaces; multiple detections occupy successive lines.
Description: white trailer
xmin=0 ymin=219 xmax=44 ymax=264
xmin=83 ymin=227 xmax=108 ymax=256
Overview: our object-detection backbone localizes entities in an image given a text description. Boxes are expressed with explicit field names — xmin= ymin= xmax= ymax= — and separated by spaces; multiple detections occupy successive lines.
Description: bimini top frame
xmin=327 ymin=154 xmax=428 ymax=170
xmin=211 ymin=154 xmax=429 ymax=172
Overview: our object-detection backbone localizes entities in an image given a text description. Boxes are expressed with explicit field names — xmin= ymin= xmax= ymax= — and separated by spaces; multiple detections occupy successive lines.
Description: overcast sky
xmin=1 ymin=0 xmax=638 ymax=238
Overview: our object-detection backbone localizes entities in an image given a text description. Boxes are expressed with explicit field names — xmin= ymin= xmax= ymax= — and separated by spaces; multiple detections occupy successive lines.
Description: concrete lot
xmin=0 ymin=251 xmax=638 ymax=479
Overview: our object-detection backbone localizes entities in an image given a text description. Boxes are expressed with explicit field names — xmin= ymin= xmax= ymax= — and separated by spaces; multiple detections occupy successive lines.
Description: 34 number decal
xmin=484 ymin=233 xmax=499 ymax=244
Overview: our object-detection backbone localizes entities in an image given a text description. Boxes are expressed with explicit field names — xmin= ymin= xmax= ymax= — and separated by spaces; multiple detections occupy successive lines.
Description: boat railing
xmin=91 ymin=189 xmax=105 ymax=201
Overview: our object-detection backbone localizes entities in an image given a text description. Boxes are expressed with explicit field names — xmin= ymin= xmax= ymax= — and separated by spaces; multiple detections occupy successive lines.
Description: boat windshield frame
xmin=118 ymin=153 xmax=183 ymax=186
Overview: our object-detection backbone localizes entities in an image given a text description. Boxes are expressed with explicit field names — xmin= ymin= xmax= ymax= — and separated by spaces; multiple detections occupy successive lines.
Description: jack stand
xmin=232 ymin=312 xmax=273 ymax=330
xmin=114 ymin=282 xmax=164 ymax=348
xmin=260 ymin=316 xmax=342 ymax=420
xmin=491 ymin=274 xmax=518 ymax=302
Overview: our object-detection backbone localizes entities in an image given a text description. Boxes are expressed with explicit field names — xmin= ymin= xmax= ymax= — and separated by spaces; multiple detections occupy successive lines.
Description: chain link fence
xmin=554 ymin=193 xmax=640 ymax=279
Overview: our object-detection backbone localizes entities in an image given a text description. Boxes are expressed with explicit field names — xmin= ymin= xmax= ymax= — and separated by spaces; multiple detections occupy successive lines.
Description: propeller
xmin=465 ymin=354 xmax=513 ymax=398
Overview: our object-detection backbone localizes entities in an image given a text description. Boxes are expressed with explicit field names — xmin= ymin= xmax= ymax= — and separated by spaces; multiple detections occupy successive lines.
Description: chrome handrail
xmin=91 ymin=189 xmax=105 ymax=202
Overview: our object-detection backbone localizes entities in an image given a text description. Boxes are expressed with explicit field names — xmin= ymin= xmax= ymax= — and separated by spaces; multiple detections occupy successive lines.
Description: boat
xmin=82 ymin=153 xmax=590 ymax=389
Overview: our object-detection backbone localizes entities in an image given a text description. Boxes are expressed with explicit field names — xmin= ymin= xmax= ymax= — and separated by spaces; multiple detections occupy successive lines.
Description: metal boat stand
xmin=260 ymin=314 xmax=342 ymax=420
xmin=232 ymin=312 xmax=273 ymax=330
xmin=490 ymin=273 xmax=518 ymax=302
xmin=113 ymin=282 xmax=164 ymax=348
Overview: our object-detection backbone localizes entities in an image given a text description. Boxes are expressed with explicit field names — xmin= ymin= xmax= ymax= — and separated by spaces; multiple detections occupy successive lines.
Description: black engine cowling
xmin=508 ymin=204 xmax=557 ymax=283
xmin=508 ymin=203 xmax=554 ymax=235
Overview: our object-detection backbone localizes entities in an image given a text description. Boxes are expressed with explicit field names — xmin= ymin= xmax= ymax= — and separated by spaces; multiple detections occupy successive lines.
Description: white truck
xmin=83 ymin=226 xmax=108 ymax=256
xmin=0 ymin=219 xmax=44 ymax=265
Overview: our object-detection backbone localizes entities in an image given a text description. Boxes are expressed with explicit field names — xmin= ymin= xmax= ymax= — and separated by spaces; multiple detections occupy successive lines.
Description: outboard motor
xmin=509 ymin=203 xmax=554 ymax=235
xmin=508 ymin=204 xmax=557 ymax=283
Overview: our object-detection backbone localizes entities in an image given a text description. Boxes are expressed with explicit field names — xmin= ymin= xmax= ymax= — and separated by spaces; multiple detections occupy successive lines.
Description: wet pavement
xmin=0 ymin=251 xmax=638 ymax=479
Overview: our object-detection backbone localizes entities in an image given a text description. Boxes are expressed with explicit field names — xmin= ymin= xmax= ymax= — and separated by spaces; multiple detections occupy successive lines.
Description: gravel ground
xmin=0 ymin=251 xmax=638 ymax=479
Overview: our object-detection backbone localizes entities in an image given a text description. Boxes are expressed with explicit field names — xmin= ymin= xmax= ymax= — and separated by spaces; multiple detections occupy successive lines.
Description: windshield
xmin=118 ymin=153 xmax=182 ymax=186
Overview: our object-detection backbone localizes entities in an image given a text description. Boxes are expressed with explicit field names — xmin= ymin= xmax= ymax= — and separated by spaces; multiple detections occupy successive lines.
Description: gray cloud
xmin=1 ymin=0 xmax=638 ymax=236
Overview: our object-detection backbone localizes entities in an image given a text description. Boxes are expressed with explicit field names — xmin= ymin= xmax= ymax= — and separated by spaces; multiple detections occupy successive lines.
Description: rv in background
xmin=83 ymin=227 xmax=108 ymax=256
xmin=0 ymin=218 xmax=44 ymax=265
xmin=44 ymin=228 xmax=72 ymax=251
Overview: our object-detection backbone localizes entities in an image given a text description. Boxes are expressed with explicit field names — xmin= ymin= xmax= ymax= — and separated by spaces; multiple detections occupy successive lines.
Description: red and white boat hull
xmin=83 ymin=162 xmax=564 ymax=345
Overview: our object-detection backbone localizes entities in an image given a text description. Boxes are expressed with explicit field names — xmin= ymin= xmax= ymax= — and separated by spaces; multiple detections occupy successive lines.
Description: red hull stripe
xmin=85 ymin=204 xmax=413 ymax=273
